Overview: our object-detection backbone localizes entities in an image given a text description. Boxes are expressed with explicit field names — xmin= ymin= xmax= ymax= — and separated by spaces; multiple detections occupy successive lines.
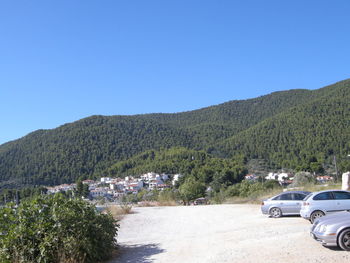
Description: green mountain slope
xmin=141 ymin=89 xmax=314 ymax=146
xmin=0 ymin=116 xmax=193 ymax=188
xmin=216 ymin=79 xmax=350 ymax=169
xmin=0 ymin=79 xmax=349 ymax=188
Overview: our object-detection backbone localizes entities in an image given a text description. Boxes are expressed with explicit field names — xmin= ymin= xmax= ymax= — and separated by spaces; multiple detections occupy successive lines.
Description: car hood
xmin=314 ymin=211 xmax=350 ymax=226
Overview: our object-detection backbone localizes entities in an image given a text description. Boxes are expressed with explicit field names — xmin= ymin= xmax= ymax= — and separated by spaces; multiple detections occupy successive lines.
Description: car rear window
xmin=313 ymin=192 xmax=334 ymax=200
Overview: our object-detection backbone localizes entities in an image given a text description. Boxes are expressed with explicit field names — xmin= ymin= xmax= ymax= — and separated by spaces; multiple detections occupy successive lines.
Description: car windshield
xmin=303 ymin=193 xmax=312 ymax=201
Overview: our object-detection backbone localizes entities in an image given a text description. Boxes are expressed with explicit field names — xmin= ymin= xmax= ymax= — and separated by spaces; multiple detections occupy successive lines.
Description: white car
xmin=311 ymin=211 xmax=350 ymax=250
xmin=261 ymin=191 xmax=310 ymax=217
xmin=300 ymin=190 xmax=350 ymax=223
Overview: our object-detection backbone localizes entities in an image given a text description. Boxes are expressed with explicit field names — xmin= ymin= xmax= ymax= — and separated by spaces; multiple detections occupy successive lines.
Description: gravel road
xmin=109 ymin=204 xmax=350 ymax=263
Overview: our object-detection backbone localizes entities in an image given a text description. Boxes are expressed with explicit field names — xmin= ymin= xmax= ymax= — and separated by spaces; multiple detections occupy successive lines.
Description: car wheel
xmin=310 ymin=210 xmax=325 ymax=224
xmin=269 ymin=207 xmax=282 ymax=218
xmin=338 ymin=229 xmax=350 ymax=251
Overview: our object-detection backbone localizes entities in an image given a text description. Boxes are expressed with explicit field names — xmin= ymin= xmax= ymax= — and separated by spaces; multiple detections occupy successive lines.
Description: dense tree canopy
xmin=107 ymin=147 xmax=247 ymax=190
xmin=217 ymin=79 xmax=350 ymax=171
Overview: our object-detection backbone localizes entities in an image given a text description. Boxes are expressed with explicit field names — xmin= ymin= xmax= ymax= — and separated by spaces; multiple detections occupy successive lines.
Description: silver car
xmin=300 ymin=190 xmax=350 ymax=223
xmin=261 ymin=191 xmax=311 ymax=218
xmin=311 ymin=211 xmax=350 ymax=250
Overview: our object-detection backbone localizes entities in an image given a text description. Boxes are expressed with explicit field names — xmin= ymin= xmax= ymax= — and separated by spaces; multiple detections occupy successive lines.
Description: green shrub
xmin=0 ymin=194 xmax=118 ymax=263
xmin=179 ymin=176 xmax=206 ymax=204
xmin=289 ymin=171 xmax=317 ymax=187
xmin=210 ymin=189 xmax=226 ymax=204
xmin=224 ymin=180 xmax=281 ymax=199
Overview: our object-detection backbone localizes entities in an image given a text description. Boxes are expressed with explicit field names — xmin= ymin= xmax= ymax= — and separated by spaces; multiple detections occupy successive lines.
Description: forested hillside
xmin=216 ymin=79 xmax=350 ymax=171
xmin=0 ymin=117 xmax=192 ymax=188
xmin=0 ymin=79 xmax=349 ymax=188
xmin=142 ymin=89 xmax=314 ymax=147
xmin=107 ymin=147 xmax=246 ymax=191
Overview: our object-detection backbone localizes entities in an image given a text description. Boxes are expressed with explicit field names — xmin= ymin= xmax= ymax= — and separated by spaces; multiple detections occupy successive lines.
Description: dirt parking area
xmin=109 ymin=204 xmax=350 ymax=263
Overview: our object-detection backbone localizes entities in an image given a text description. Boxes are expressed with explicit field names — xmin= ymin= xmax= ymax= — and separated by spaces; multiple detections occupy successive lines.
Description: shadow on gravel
xmin=326 ymin=246 xmax=344 ymax=251
xmin=110 ymin=243 xmax=165 ymax=263
xmin=268 ymin=215 xmax=302 ymax=219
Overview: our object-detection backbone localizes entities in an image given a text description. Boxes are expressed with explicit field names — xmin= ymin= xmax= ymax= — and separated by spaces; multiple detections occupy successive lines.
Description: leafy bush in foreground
xmin=0 ymin=194 xmax=118 ymax=263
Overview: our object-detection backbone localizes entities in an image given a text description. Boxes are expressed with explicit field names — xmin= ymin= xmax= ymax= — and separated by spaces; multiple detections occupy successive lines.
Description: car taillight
xmin=303 ymin=202 xmax=309 ymax=206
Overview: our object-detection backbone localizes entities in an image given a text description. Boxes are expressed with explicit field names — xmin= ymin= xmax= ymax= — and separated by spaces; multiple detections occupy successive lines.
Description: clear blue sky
xmin=1 ymin=0 xmax=349 ymax=145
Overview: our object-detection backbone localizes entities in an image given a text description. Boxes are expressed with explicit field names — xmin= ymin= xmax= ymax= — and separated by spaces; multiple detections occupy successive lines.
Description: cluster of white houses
xmin=46 ymin=171 xmax=336 ymax=199
xmin=244 ymin=172 xmax=334 ymax=185
xmin=46 ymin=172 xmax=184 ymax=200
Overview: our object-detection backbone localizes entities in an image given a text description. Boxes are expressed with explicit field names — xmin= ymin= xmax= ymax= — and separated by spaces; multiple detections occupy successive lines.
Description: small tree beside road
xmin=179 ymin=176 xmax=206 ymax=205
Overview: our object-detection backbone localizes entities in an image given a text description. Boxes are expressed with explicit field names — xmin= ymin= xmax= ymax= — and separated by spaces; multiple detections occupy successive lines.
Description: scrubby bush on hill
xmin=0 ymin=194 xmax=118 ymax=263
xmin=289 ymin=171 xmax=317 ymax=187
xmin=225 ymin=180 xmax=281 ymax=198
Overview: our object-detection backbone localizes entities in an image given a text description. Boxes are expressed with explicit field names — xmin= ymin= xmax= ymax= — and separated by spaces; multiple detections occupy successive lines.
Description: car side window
xmin=279 ymin=193 xmax=292 ymax=200
xmin=333 ymin=191 xmax=350 ymax=200
xmin=313 ymin=192 xmax=334 ymax=200
xmin=293 ymin=193 xmax=306 ymax=200
xmin=273 ymin=195 xmax=281 ymax=200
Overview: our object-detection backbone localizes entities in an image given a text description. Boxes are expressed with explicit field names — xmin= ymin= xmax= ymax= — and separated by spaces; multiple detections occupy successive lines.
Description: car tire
xmin=338 ymin=229 xmax=350 ymax=251
xmin=310 ymin=210 xmax=325 ymax=224
xmin=269 ymin=207 xmax=282 ymax=218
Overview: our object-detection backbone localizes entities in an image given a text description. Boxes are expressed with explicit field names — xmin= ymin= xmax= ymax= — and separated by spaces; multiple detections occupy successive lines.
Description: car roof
xmin=310 ymin=189 xmax=350 ymax=196
xmin=280 ymin=191 xmax=311 ymax=194
xmin=272 ymin=191 xmax=310 ymax=198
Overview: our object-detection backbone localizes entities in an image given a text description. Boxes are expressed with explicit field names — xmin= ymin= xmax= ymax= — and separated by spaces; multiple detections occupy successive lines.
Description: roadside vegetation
xmin=105 ymin=203 xmax=133 ymax=220
xmin=210 ymin=180 xmax=282 ymax=204
xmin=119 ymin=175 xmax=343 ymax=206
xmin=222 ymin=179 xmax=342 ymax=204
xmin=0 ymin=194 xmax=118 ymax=263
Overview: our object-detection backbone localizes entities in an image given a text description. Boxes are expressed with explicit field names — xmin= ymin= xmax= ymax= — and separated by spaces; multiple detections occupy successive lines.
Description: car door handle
xmin=280 ymin=203 xmax=284 ymax=205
